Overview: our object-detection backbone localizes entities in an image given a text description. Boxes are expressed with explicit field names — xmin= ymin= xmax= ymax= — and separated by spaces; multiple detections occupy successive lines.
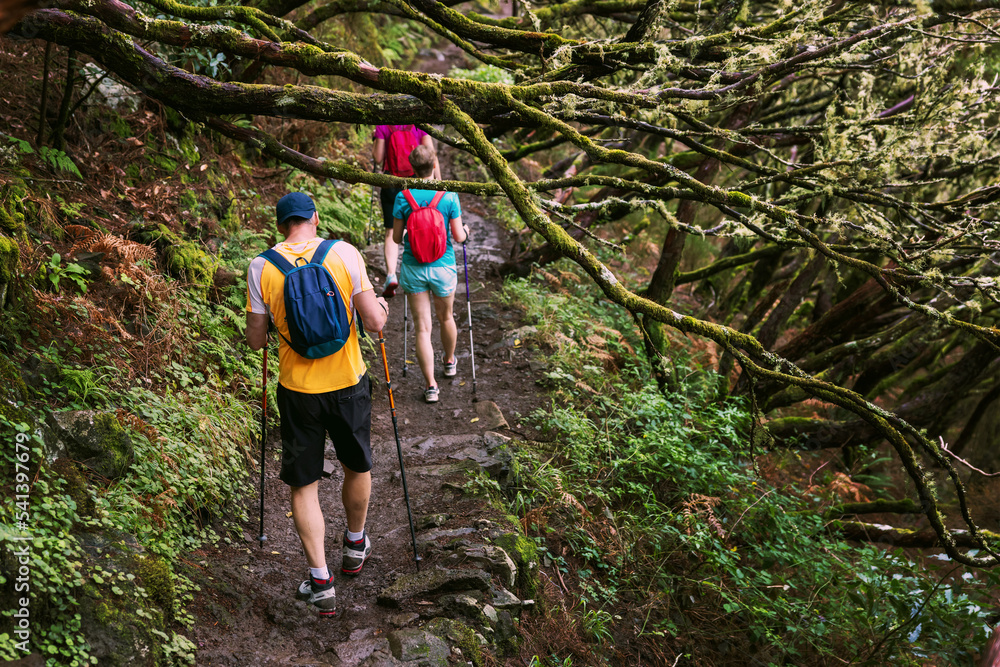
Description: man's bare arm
xmin=246 ymin=312 xmax=269 ymax=350
xmin=355 ymin=289 xmax=388 ymax=333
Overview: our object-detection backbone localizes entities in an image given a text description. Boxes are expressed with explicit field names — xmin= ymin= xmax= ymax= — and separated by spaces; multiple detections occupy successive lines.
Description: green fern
xmin=38 ymin=146 xmax=83 ymax=178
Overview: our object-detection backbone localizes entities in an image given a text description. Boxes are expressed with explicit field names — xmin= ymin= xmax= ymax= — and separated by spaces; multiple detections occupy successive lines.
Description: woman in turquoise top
xmin=392 ymin=145 xmax=468 ymax=403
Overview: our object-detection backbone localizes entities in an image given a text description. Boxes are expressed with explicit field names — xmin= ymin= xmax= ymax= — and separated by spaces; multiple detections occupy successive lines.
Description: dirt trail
xmin=188 ymin=169 xmax=545 ymax=665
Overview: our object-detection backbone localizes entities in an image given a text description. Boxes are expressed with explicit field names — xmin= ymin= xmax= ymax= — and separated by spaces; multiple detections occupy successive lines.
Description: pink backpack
xmin=385 ymin=126 xmax=419 ymax=177
xmin=403 ymin=190 xmax=447 ymax=263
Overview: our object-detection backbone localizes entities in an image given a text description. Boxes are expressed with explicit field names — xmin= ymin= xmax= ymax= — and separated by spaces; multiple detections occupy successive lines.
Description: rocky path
xmin=187 ymin=187 xmax=547 ymax=665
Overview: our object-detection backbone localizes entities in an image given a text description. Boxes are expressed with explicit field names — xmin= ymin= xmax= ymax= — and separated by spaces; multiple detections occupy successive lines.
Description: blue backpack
xmin=259 ymin=239 xmax=356 ymax=359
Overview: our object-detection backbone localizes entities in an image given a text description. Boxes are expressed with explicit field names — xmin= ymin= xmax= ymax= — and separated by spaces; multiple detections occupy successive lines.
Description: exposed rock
xmin=528 ymin=359 xmax=548 ymax=373
xmin=416 ymin=527 xmax=476 ymax=551
xmin=494 ymin=610 xmax=518 ymax=654
xmin=437 ymin=593 xmax=484 ymax=620
xmin=404 ymin=433 xmax=482 ymax=456
xmin=483 ymin=431 xmax=511 ymax=450
xmin=446 ymin=444 xmax=503 ymax=476
xmin=405 ymin=460 xmax=481 ymax=479
xmin=331 ymin=636 xmax=389 ymax=665
xmin=45 ymin=410 xmax=133 ymax=479
xmin=423 ymin=618 xmax=484 ymax=667
xmin=473 ymin=401 xmax=508 ymax=430
xmin=377 ymin=568 xmax=492 ymax=608
xmin=387 ymin=612 xmax=419 ymax=628
xmin=491 ymin=533 xmax=540 ymax=599
xmin=443 ymin=544 xmax=516 ymax=589
xmin=387 ymin=628 xmax=449 ymax=666
xmin=79 ymin=529 xmax=143 ymax=558
xmin=358 ymin=645 xmax=406 ymax=667
xmin=78 ymin=582 xmax=166 ymax=666
xmin=417 ymin=513 xmax=450 ymax=530
xmin=490 ymin=586 xmax=522 ymax=610
xmin=486 ymin=325 xmax=537 ymax=354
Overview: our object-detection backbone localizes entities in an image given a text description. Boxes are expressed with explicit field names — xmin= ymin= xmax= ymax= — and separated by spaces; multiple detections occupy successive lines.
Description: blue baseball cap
xmin=276 ymin=192 xmax=316 ymax=226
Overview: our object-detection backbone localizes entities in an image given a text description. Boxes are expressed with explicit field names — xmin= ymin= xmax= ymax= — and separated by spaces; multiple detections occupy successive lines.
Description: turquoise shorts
xmin=400 ymin=263 xmax=457 ymax=298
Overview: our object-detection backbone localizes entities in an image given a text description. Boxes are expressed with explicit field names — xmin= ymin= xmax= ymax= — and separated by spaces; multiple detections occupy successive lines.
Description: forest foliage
xmin=1 ymin=0 xmax=1000 ymax=662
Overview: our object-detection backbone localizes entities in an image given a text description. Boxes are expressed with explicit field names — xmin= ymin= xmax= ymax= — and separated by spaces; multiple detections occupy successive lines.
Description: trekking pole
xmin=258 ymin=345 xmax=268 ymax=547
xmin=402 ymin=295 xmax=408 ymax=377
xmin=377 ymin=329 xmax=421 ymax=570
xmin=462 ymin=242 xmax=478 ymax=402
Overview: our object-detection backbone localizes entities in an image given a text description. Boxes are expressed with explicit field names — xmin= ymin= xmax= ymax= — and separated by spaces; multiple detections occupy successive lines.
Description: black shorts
xmin=277 ymin=374 xmax=373 ymax=487
xmin=379 ymin=186 xmax=402 ymax=229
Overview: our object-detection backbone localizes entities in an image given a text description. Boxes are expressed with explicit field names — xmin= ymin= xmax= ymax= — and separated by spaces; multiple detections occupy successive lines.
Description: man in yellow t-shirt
xmin=245 ymin=192 xmax=388 ymax=617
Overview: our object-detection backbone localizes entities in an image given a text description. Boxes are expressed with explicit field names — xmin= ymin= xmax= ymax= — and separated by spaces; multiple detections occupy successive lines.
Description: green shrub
xmin=494 ymin=264 xmax=1000 ymax=665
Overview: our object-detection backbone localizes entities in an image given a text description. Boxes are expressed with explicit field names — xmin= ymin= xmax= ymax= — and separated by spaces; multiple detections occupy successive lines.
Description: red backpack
xmin=385 ymin=126 xmax=420 ymax=177
xmin=403 ymin=190 xmax=447 ymax=263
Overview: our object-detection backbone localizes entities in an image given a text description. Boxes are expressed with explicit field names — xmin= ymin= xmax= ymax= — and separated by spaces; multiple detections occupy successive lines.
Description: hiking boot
xmin=295 ymin=575 xmax=336 ymax=616
xmin=424 ymin=386 xmax=440 ymax=403
xmin=383 ymin=274 xmax=399 ymax=299
xmin=443 ymin=359 xmax=457 ymax=378
xmin=342 ymin=531 xmax=372 ymax=576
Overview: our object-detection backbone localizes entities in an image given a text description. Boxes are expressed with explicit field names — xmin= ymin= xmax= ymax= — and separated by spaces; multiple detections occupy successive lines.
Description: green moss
xmin=148 ymin=153 xmax=178 ymax=173
xmin=83 ymin=588 xmax=165 ymax=666
xmin=0 ymin=177 xmax=28 ymax=239
xmin=91 ymin=412 xmax=133 ymax=477
xmin=49 ymin=458 xmax=97 ymax=522
xmin=178 ymin=190 xmax=199 ymax=214
xmin=425 ymin=618 xmax=484 ymax=667
xmin=0 ymin=234 xmax=21 ymax=288
xmin=152 ymin=224 xmax=219 ymax=300
xmin=135 ymin=555 xmax=175 ymax=621
xmin=163 ymin=106 xmax=186 ymax=132
xmin=491 ymin=532 xmax=539 ymax=599
xmin=125 ymin=163 xmax=141 ymax=181
xmin=206 ymin=164 xmax=227 ymax=187
xmin=110 ymin=115 xmax=132 ymax=138
xmin=94 ymin=600 xmax=114 ymax=625
xmin=219 ymin=190 xmax=240 ymax=232
xmin=0 ymin=353 xmax=29 ymax=424
xmin=177 ymin=135 xmax=201 ymax=164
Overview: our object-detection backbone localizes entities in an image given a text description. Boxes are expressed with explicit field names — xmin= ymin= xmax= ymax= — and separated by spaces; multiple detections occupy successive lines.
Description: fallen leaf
xmin=286 ymin=512 xmax=293 ymax=518
xmin=270 ymin=551 xmax=280 ymax=555
xmin=405 ymin=360 xmax=414 ymax=364
xmin=199 ymin=163 xmax=208 ymax=172
xmin=514 ymin=338 xmax=521 ymax=346
xmin=459 ymin=381 xmax=466 ymax=386
xmin=471 ymin=417 xmax=480 ymax=423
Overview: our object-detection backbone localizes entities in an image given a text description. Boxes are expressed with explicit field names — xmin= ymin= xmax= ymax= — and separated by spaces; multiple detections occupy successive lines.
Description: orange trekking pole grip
xmin=377 ymin=329 xmax=421 ymax=570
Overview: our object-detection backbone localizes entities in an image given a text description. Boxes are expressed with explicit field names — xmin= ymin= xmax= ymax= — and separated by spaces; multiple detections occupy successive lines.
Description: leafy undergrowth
xmin=484 ymin=260 xmax=1000 ymax=667
xmin=0 ymin=38 xmax=377 ymax=664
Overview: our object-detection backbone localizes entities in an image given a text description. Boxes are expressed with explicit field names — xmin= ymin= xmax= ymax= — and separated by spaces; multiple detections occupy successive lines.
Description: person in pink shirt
xmin=372 ymin=125 xmax=440 ymax=297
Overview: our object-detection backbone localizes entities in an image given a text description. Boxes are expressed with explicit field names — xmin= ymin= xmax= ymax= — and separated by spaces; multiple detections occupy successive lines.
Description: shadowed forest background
xmin=1 ymin=0 xmax=1000 ymax=663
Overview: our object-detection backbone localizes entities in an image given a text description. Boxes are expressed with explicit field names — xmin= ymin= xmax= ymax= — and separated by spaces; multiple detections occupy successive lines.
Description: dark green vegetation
xmin=2 ymin=0 xmax=1000 ymax=663
xmin=0 ymin=50 xmax=373 ymax=661
xmin=486 ymin=265 xmax=1000 ymax=664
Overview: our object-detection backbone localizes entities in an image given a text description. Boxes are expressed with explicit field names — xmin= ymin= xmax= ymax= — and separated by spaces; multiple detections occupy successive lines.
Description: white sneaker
xmin=424 ymin=386 xmax=440 ymax=403
xmin=295 ymin=576 xmax=336 ymax=616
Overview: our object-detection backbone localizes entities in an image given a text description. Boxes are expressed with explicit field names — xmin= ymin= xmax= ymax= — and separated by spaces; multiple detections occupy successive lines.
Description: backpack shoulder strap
xmin=310 ymin=238 xmax=357 ymax=332
xmin=402 ymin=189 xmax=419 ymax=210
xmin=309 ymin=238 xmax=338 ymax=266
xmin=429 ymin=191 xmax=445 ymax=209
xmin=259 ymin=248 xmax=294 ymax=274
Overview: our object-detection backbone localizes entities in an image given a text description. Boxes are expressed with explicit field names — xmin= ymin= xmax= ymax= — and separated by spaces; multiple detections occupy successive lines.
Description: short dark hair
xmin=280 ymin=215 xmax=312 ymax=227
xmin=408 ymin=145 xmax=436 ymax=177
